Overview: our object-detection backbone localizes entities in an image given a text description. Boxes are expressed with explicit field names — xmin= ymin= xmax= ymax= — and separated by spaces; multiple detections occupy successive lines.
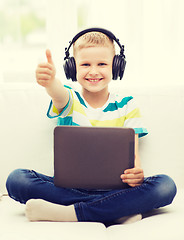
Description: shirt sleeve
xmin=124 ymin=97 xmax=148 ymax=138
xmin=47 ymin=87 xmax=73 ymax=119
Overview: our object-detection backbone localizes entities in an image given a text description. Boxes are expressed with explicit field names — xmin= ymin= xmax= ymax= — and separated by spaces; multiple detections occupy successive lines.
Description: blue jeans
xmin=6 ymin=169 xmax=177 ymax=223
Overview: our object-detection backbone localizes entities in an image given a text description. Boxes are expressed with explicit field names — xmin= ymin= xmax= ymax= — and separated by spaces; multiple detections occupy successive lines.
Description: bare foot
xmin=25 ymin=199 xmax=78 ymax=222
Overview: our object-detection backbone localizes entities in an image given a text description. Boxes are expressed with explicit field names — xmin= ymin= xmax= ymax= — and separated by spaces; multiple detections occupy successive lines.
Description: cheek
xmin=102 ymin=67 xmax=112 ymax=78
xmin=76 ymin=67 xmax=87 ymax=81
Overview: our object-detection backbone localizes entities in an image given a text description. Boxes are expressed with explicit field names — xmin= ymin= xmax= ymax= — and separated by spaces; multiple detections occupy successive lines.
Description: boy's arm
xmin=36 ymin=49 xmax=69 ymax=112
xmin=120 ymin=134 xmax=144 ymax=187
xmin=134 ymin=134 xmax=141 ymax=168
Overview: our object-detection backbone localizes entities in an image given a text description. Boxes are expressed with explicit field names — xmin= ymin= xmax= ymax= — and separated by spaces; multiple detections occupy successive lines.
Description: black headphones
xmin=63 ymin=28 xmax=126 ymax=81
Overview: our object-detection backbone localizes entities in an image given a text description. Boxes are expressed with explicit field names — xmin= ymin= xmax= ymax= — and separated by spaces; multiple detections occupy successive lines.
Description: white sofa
xmin=0 ymin=82 xmax=184 ymax=240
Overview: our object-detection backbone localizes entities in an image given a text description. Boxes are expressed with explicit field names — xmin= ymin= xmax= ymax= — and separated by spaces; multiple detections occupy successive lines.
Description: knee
xmin=6 ymin=169 xmax=24 ymax=188
xmin=153 ymin=174 xmax=177 ymax=205
xmin=6 ymin=169 xmax=30 ymax=202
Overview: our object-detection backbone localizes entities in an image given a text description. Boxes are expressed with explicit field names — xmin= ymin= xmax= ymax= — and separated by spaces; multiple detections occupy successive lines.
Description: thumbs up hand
xmin=46 ymin=49 xmax=54 ymax=65
xmin=36 ymin=49 xmax=56 ymax=87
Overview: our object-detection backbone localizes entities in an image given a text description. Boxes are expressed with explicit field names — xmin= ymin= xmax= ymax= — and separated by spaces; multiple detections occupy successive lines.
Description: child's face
xmin=75 ymin=46 xmax=114 ymax=96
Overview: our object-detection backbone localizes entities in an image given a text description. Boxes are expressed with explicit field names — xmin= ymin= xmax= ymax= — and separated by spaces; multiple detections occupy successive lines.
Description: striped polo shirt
xmin=47 ymin=85 xmax=148 ymax=138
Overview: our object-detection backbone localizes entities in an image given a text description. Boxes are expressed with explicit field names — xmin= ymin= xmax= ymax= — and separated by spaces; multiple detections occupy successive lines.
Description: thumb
xmin=46 ymin=49 xmax=54 ymax=65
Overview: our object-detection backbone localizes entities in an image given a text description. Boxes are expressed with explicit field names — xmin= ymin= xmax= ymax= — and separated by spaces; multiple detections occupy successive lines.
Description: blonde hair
xmin=73 ymin=31 xmax=115 ymax=57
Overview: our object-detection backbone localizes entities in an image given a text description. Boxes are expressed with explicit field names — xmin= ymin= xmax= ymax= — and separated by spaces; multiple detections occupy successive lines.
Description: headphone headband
xmin=64 ymin=28 xmax=125 ymax=60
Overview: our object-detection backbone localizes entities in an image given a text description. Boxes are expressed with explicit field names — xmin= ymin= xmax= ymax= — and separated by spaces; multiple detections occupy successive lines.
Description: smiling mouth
xmin=86 ymin=78 xmax=102 ymax=82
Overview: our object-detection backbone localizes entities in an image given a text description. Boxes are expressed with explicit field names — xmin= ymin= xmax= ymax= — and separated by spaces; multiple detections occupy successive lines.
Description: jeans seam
xmin=85 ymin=182 xmax=147 ymax=207
xmin=75 ymin=185 xmax=146 ymax=222
xmin=30 ymin=170 xmax=96 ymax=198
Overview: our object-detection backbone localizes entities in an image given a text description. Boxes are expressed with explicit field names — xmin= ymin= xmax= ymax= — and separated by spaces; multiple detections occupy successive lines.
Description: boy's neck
xmin=82 ymin=89 xmax=110 ymax=109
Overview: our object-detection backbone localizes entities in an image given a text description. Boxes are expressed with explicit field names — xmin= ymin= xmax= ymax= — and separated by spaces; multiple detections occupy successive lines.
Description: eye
xmin=81 ymin=63 xmax=90 ymax=66
xmin=98 ymin=63 xmax=107 ymax=66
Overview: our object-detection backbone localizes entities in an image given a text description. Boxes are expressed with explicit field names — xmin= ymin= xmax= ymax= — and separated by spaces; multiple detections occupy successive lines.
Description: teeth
xmin=87 ymin=79 xmax=101 ymax=82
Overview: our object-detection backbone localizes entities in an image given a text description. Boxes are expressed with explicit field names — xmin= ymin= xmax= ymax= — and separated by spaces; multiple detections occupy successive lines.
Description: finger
xmin=36 ymin=67 xmax=52 ymax=75
xmin=37 ymin=63 xmax=53 ymax=70
xmin=122 ymin=178 xmax=143 ymax=185
xmin=121 ymin=173 xmax=143 ymax=180
xmin=36 ymin=73 xmax=51 ymax=81
xmin=122 ymin=177 xmax=143 ymax=183
xmin=46 ymin=49 xmax=54 ymax=65
xmin=124 ymin=167 xmax=143 ymax=175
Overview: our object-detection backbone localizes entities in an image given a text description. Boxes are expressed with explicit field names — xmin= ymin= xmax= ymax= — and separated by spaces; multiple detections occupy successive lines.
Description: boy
xmin=6 ymin=29 xmax=176 ymax=224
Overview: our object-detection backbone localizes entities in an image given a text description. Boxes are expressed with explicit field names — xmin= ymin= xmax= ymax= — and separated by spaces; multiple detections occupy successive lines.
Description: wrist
xmin=45 ymin=78 xmax=61 ymax=97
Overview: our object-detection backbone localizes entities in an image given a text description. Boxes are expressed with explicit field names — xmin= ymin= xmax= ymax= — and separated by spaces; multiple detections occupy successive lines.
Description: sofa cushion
xmin=0 ymin=189 xmax=184 ymax=240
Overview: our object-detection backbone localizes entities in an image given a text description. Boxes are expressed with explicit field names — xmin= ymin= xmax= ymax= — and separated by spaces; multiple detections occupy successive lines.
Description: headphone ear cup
xmin=112 ymin=55 xmax=126 ymax=80
xmin=119 ymin=56 xmax=126 ymax=80
xmin=63 ymin=57 xmax=77 ymax=81
xmin=63 ymin=59 xmax=70 ymax=79
xmin=112 ymin=55 xmax=120 ymax=80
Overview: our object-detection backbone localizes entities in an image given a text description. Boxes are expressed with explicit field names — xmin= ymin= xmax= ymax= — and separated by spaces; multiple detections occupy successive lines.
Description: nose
xmin=89 ymin=66 xmax=98 ymax=76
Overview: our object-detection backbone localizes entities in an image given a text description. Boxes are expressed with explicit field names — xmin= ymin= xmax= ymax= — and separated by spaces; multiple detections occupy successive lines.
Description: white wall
xmin=45 ymin=0 xmax=78 ymax=82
